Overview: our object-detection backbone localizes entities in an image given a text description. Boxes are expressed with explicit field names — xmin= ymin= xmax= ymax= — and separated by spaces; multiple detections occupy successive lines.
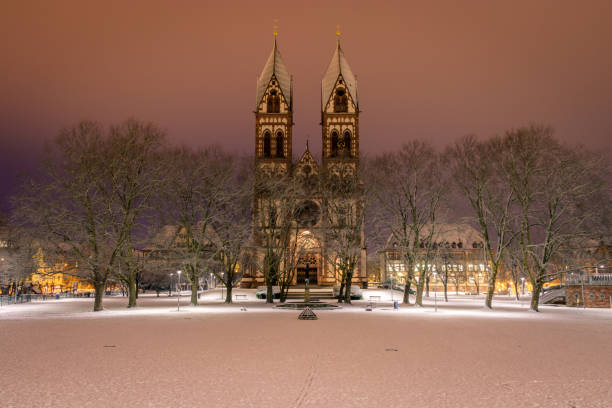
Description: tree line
xmin=2 ymin=120 xmax=610 ymax=312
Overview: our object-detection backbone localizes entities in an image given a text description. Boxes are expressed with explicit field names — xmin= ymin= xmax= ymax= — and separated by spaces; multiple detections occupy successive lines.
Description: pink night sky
xmin=1 ymin=0 xmax=611 ymax=207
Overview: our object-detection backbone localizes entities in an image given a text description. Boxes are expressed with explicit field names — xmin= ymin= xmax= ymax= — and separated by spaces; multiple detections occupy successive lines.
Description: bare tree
xmin=501 ymin=125 xmax=605 ymax=311
xmin=12 ymin=120 xmax=164 ymax=311
xmin=154 ymin=146 xmax=239 ymax=305
xmin=207 ymin=158 xmax=252 ymax=303
xmin=103 ymin=120 xmax=164 ymax=307
xmin=370 ymin=141 xmax=447 ymax=306
xmin=320 ymin=165 xmax=366 ymax=304
xmin=447 ymin=135 xmax=516 ymax=309
xmin=253 ymin=174 xmax=300 ymax=303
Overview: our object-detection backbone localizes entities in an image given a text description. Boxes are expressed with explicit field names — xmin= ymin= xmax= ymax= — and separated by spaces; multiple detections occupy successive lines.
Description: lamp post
xmin=169 ymin=273 xmax=173 ymax=297
xmin=304 ymin=263 xmax=310 ymax=302
xmin=389 ymin=272 xmax=393 ymax=302
xmin=521 ymin=277 xmax=525 ymax=295
xmin=177 ymin=270 xmax=181 ymax=311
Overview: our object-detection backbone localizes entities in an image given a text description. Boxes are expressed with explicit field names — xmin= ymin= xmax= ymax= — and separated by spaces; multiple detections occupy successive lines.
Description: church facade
xmin=245 ymin=35 xmax=367 ymax=288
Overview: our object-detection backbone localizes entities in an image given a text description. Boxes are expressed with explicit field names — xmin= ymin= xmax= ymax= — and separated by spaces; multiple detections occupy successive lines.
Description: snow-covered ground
xmin=1 ymin=290 xmax=611 ymax=407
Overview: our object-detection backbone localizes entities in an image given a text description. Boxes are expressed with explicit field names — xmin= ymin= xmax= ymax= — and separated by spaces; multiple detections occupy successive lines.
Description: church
xmin=243 ymin=33 xmax=367 ymax=289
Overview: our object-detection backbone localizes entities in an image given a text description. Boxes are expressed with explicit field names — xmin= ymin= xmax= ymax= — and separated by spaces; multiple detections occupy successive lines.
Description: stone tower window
xmin=263 ymin=131 xmax=271 ymax=158
xmin=330 ymin=130 xmax=339 ymax=157
xmin=334 ymin=88 xmax=348 ymax=112
xmin=343 ymin=130 xmax=351 ymax=156
xmin=267 ymin=90 xmax=280 ymax=113
xmin=276 ymin=131 xmax=284 ymax=158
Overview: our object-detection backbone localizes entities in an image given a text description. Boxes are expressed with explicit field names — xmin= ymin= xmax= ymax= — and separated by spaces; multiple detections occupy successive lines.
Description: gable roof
xmin=256 ymin=38 xmax=292 ymax=109
xmin=297 ymin=145 xmax=317 ymax=167
xmin=321 ymin=40 xmax=358 ymax=110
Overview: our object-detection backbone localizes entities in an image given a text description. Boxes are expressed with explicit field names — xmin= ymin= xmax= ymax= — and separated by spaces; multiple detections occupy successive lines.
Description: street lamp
xmin=521 ymin=277 xmax=525 ymax=295
xmin=169 ymin=273 xmax=173 ymax=297
xmin=177 ymin=270 xmax=182 ymax=311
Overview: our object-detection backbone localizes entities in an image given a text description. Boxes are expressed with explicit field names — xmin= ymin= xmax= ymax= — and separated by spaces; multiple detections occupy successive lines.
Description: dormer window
xmin=334 ymin=88 xmax=348 ymax=112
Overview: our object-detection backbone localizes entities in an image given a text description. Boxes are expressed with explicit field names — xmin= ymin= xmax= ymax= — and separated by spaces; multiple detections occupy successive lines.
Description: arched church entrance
xmin=295 ymin=231 xmax=321 ymax=286
xmin=296 ymin=254 xmax=318 ymax=285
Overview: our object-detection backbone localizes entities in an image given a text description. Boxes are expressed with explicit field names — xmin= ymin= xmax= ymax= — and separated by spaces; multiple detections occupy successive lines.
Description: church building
xmin=245 ymin=33 xmax=367 ymax=288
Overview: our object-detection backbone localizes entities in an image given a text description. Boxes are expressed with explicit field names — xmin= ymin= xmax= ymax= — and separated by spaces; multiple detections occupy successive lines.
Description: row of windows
xmin=265 ymin=86 xmax=350 ymax=114
xmin=262 ymin=130 xmax=284 ymax=158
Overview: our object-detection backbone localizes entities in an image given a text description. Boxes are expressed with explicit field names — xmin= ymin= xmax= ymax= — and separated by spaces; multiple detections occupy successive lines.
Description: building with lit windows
xmin=379 ymin=223 xmax=496 ymax=295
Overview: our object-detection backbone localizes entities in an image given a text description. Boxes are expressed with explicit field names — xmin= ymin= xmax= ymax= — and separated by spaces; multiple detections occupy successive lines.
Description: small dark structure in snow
xmin=298 ymin=306 xmax=318 ymax=320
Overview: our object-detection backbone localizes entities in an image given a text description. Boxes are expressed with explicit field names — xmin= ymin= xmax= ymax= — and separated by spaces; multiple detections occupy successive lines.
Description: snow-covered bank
xmin=1 ymin=294 xmax=611 ymax=407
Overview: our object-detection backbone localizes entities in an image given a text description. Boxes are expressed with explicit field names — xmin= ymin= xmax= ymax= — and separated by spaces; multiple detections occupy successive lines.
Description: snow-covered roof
xmin=145 ymin=223 xmax=219 ymax=250
xmin=385 ymin=223 xmax=483 ymax=249
xmin=433 ymin=223 xmax=483 ymax=246
xmin=256 ymin=38 xmax=291 ymax=109
xmin=321 ymin=40 xmax=357 ymax=110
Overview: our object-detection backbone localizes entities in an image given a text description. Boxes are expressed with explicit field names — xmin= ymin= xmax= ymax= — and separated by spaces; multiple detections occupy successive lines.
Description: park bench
xmin=366 ymin=295 xmax=381 ymax=311
xmin=234 ymin=294 xmax=248 ymax=301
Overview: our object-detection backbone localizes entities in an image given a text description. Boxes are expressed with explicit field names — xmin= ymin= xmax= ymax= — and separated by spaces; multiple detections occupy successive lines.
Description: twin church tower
xmin=254 ymin=34 xmax=359 ymax=175
xmin=249 ymin=33 xmax=367 ymax=288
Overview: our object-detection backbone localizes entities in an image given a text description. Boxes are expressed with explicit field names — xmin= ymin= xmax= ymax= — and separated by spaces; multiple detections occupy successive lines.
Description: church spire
xmin=321 ymin=32 xmax=357 ymax=111
xmin=256 ymin=30 xmax=292 ymax=110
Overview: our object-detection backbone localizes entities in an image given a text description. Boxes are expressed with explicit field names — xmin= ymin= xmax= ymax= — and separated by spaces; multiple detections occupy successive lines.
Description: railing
xmin=565 ymin=273 xmax=612 ymax=286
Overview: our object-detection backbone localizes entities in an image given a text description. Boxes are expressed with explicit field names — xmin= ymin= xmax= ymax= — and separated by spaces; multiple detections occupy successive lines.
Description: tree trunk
xmin=485 ymin=267 xmax=498 ymax=309
xmin=415 ymin=271 xmax=426 ymax=306
xmin=93 ymin=282 xmax=105 ymax=311
xmin=225 ymin=283 xmax=233 ymax=303
xmin=266 ymin=283 xmax=273 ymax=304
xmin=127 ymin=279 xmax=137 ymax=308
xmin=530 ymin=280 xmax=542 ymax=312
xmin=425 ymin=277 xmax=430 ymax=297
xmin=402 ymin=280 xmax=411 ymax=304
xmin=190 ymin=283 xmax=198 ymax=306
xmin=337 ymin=278 xmax=345 ymax=303
xmin=443 ymin=280 xmax=448 ymax=302
xmin=514 ymin=280 xmax=520 ymax=300
xmin=344 ymin=272 xmax=353 ymax=304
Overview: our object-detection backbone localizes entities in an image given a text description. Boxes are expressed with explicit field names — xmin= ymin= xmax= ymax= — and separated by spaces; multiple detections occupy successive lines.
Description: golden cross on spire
xmin=273 ymin=19 xmax=279 ymax=37
xmin=336 ymin=24 xmax=341 ymax=37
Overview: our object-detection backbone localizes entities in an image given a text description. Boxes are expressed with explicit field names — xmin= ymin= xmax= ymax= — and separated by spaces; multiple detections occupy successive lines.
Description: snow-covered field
xmin=1 ymin=290 xmax=611 ymax=408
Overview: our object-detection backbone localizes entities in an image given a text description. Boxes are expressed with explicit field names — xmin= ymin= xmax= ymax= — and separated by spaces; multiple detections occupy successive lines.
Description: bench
xmin=234 ymin=294 xmax=248 ymax=301
xmin=369 ymin=295 xmax=381 ymax=302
